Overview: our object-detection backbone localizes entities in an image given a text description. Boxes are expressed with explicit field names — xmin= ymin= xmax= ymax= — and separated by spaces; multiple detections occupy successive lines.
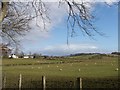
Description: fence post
xmin=3 ymin=75 xmax=6 ymax=88
xmin=19 ymin=74 xmax=22 ymax=90
xmin=42 ymin=76 xmax=46 ymax=90
xmin=80 ymin=78 xmax=82 ymax=90
xmin=77 ymin=77 xmax=82 ymax=90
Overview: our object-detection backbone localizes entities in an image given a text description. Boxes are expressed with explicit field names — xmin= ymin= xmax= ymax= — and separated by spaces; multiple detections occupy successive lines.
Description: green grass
xmin=3 ymin=62 xmax=118 ymax=77
xmin=2 ymin=55 xmax=118 ymax=78
xmin=2 ymin=55 xmax=119 ymax=88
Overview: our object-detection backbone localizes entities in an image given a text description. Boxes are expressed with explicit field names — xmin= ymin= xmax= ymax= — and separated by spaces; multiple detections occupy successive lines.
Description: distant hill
xmin=70 ymin=53 xmax=101 ymax=56
xmin=111 ymin=52 xmax=120 ymax=55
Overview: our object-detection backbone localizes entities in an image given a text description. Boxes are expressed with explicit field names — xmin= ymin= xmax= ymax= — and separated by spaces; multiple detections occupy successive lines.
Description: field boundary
xmin=2 ymin=74 xmax=83 ymax=90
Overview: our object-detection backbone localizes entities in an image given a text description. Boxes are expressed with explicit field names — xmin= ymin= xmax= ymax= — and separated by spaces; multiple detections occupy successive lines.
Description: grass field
xmin=2 ymin=54 xmax=119 ymax=88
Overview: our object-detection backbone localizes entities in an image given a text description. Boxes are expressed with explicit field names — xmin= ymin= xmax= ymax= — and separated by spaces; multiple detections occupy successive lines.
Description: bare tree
xmin=0 ymin=0 xmax=118 ymax=45
xmin=1 ymin=1 xmax=50 ymax=44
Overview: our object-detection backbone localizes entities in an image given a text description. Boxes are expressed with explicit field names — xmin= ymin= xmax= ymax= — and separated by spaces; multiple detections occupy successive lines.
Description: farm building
xmin=23 ymin=55 xmax=35 ymax=59
xmin=23 ymin=55 xmax=29 ymax=58
xmin=8 ymin=54 xmax=18 ymax=59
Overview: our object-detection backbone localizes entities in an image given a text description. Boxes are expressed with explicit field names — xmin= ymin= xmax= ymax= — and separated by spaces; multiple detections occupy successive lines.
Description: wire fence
xmin=2 ymin=74 xmax=119 ymax=90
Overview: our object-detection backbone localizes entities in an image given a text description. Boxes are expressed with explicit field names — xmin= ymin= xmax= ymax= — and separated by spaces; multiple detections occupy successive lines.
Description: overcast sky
xmin=17 ymin=1 xmax=118 ymax=56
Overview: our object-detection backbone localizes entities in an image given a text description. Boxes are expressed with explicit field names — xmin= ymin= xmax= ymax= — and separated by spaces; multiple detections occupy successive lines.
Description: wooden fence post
xmin=80 ymin=78 xmax=82 ymax=89
xmin=42 ymin=76 xmax=46 ymax=90
xmin=19 ymin=74 xmax=22 ymax=90
xmin=3 ymin=75 xmax=6 ymax=88
xmin=77 ymin=77 xmax=82 ymax=90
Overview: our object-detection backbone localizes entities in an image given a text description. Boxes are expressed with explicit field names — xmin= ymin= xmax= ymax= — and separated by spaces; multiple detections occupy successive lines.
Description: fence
xmin=2 ymin=74 xmax=119 ymax=89
xmin=2 ymin=74 xmax=83 ymax=90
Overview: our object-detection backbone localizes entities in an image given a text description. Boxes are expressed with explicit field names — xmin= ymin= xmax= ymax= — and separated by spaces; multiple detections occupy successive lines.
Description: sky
xmin=17 ymin=1 xmax=118 ymax=56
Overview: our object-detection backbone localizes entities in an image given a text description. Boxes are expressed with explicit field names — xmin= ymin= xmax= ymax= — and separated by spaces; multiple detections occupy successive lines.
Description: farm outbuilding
xmin=8 ymin=54 xmax=18 ymax=59
xmin=23 ymin=55 xmax=35 ymax=59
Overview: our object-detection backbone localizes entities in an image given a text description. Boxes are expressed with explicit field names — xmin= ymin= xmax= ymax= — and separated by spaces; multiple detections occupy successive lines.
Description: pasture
xmin=2 ymin=54 xmax=119 ymax=89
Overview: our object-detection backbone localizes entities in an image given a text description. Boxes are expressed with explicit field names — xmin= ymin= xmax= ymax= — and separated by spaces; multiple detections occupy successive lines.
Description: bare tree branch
xmin=1 ymin=1 xmax=50 ymax=44
xmin=62 ymin=0 xmax=103 ymax=38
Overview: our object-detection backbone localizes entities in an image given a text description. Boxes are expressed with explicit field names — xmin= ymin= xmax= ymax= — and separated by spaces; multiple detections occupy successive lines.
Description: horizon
xmin=11 ymin=51 xmax=118 ymax=56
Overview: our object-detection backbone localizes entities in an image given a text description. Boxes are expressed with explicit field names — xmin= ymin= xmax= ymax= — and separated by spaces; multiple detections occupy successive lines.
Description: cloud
xmin=19 ymin=2 xmax=66 ymax=43
xmin=18 ymin=0 xmax=117 ymax=43
xmin=40 ymin=43 xmax=100 ymax=56
xmin=39 ymin=43 xmax=113 ymax=56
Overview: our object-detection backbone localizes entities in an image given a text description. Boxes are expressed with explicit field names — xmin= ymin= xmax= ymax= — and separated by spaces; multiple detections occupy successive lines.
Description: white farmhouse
xmin=23 ymin=55 xmax=29 ymax=58
xmin=9 ymin=54 xmax=18 ymax=58
xmin=12 ymin=54 xmax=18 ymax=58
